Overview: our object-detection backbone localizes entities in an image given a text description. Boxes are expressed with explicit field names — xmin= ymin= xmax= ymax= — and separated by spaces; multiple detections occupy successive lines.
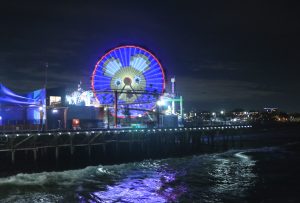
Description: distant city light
xmin=52 ymin=109 xmax=58 ymax=113
xmin=220 ymin=110 xmax=224 ymax=115
xmin=39 ymin=106 xmax=43 ymax=111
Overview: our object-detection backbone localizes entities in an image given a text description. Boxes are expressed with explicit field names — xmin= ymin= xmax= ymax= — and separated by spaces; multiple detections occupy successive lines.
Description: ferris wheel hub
xmin=123 ymin=77 xmax=132 ymax=86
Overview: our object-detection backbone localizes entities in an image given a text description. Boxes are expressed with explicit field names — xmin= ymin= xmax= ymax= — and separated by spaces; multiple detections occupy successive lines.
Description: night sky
xmin=0 ymin=1 xmax=299 ymax=112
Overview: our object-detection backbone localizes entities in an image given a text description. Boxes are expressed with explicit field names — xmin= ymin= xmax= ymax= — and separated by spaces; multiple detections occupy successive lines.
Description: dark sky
xmin=0 ymin=1 xmax=300 ymax=112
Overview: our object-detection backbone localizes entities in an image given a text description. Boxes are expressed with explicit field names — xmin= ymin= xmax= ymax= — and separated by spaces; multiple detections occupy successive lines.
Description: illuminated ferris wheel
xmin=91 ymin=45 xmax=165 ymax=117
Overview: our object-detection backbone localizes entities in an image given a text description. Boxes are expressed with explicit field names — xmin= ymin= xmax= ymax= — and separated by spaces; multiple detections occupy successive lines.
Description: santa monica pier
xmin=0 ymin=45 xmax=254 ymax=174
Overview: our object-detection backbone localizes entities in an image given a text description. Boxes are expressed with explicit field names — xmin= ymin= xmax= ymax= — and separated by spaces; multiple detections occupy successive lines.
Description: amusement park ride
xmin=0 ymin=45 xmax=183 ymax=131
xmin=90 ymin=45 xmax=183 ymax=128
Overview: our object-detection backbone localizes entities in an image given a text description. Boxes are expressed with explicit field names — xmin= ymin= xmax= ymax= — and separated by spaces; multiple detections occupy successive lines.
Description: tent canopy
xmin=0 ymin=83 xmax=45 ymax=107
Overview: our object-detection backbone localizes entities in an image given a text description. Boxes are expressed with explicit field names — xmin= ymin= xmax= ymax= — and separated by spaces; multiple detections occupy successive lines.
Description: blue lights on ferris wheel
xmin=92 ymin=45 xmax=165 ymax=117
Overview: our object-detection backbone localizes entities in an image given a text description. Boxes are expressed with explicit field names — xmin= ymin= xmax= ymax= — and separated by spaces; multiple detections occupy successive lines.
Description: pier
xmin=0 ymin=125 xmax=252 ymax=175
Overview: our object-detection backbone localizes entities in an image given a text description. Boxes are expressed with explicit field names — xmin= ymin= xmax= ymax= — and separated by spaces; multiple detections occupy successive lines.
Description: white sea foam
xmin=0 ymin=193 xmax=63 ymax=203
xmin=0 ymin=166 xmax=97 ymax=186
xmin=0 ymin=146 xmax=287 ymax=202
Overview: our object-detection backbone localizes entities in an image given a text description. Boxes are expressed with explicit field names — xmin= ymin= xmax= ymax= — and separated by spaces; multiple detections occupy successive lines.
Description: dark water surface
xmin=0 ymin=142 xmax=299 ymax=202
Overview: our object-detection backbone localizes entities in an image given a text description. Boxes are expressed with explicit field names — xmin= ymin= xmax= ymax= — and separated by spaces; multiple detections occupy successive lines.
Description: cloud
xmin=176 ymin=77 xmax=279 ymax=103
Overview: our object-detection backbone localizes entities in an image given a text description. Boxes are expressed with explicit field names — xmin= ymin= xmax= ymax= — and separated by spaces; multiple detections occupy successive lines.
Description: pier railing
xmin=0 ymin=125 xmax=252 ymax=175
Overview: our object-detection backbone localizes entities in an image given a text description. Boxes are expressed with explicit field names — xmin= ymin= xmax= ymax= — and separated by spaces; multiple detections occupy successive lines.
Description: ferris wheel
xmin=91 ymin=45 xmax=165 ymax=117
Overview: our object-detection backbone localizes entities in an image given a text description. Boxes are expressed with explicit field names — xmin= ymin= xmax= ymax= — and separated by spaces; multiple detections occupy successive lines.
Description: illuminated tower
xmin=171 ymin=77 xmax=175 ymax=114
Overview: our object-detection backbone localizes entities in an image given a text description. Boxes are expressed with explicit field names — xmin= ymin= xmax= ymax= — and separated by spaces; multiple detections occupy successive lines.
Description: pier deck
xmin=0 ymin=125 xmax=252 ymax=175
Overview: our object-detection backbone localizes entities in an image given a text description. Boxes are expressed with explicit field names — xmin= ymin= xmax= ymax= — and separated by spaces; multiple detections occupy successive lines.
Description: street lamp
xmin=156 ymin=99 xmax=165 ymax=106
xmin=156 ymin=99 xmax=166 ymax=128
xmin=39 ymin=106 xmax=44 ymax=131
xmin=52 ymin=109 xmax=58 ymax=113
xmin=220 ymin=110 xmax=225 ymax=125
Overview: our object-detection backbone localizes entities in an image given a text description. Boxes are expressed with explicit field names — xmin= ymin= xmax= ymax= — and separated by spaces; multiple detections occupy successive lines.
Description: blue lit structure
xmin=92 ymin=45 xmax=165 ymax=117
xmin=0 ymin=83 xmax=46 ymax=127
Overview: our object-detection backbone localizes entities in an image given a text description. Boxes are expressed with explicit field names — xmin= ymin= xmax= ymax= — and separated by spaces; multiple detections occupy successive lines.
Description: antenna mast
xmin=44 ymin=62 xmax=48 ymax=89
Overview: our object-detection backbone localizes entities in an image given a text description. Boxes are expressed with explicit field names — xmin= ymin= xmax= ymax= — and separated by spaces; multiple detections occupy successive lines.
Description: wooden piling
xmin=11 ymin=150 xmax=15 ymax=164
xmin=55 ymin=147 xmax=59 ymax=160
xmin=0 ymin=126 xmax=252 ymax=170
xmin=70 ymin=135 xmax=74 ymax=155
xmin=33 ymin=149 xmax=37 ymax=161
xmin=102 ymin=144 xmax=106 ymax=154
xmin=88 ymin=145 xmax=91 ymax=162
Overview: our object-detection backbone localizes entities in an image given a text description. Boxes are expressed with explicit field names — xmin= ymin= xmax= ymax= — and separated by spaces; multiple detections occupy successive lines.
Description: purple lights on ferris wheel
xmin=91 ymin=45 xmax=166 ymax=117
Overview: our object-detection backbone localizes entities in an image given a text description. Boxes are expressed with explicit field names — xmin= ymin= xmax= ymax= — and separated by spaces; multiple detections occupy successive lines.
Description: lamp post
xmin=105 ymin=106 xmax=110 ymax=129
xmin=0 ymin=116 xmax=2 ymax=134
xmin=156 ymin=99 xmax=166 ymax=128
xmin=39 ymin=106 xmax=44 ymax=131
xmin=114 ymin=90 xmax=118 ymax=128
xmin=220 ymin=110 xmax=225 ymax=125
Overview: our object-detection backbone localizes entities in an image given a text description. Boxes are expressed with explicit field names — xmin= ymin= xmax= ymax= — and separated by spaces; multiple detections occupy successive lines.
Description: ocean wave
xmin=0 ymin=166 xmax=97 ymax=186
xmin=0 ymin=145 xmax=289 ymax=202
xmin=0 ymin=193 xmax=63 ymax=203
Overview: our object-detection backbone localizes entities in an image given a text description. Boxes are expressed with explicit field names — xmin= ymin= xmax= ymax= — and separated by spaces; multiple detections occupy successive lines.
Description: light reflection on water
xmin=208 ymin=152 xmax=257 ymax=200
xmin=78 ymin=161 xmax=187 ymax=203
xmin=0 ymin=149 xmax=263 ymax=203
xmin=77 ymin=151 xmax=257 ymax=202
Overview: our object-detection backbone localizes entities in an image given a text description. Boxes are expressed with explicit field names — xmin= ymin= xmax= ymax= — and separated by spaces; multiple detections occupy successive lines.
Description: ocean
xmin=0 ymin=141 xmax=299 ymax=202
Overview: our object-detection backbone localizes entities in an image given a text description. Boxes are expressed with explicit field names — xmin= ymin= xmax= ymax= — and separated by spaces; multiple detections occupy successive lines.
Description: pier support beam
xmin=102 ymin=144 xmax=106 ymax=154
xmin=70 ymin=135 xmax=74 ymax=155
xmin=33 ymin=149 xmax=37 ymax=161
xmin=55 ymin=147 xmax=59 ymax=160
xmin=11 ymin=150 xmax=15 ymax=164
xmin=88 ymin=145 xmax=91 ymax=161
